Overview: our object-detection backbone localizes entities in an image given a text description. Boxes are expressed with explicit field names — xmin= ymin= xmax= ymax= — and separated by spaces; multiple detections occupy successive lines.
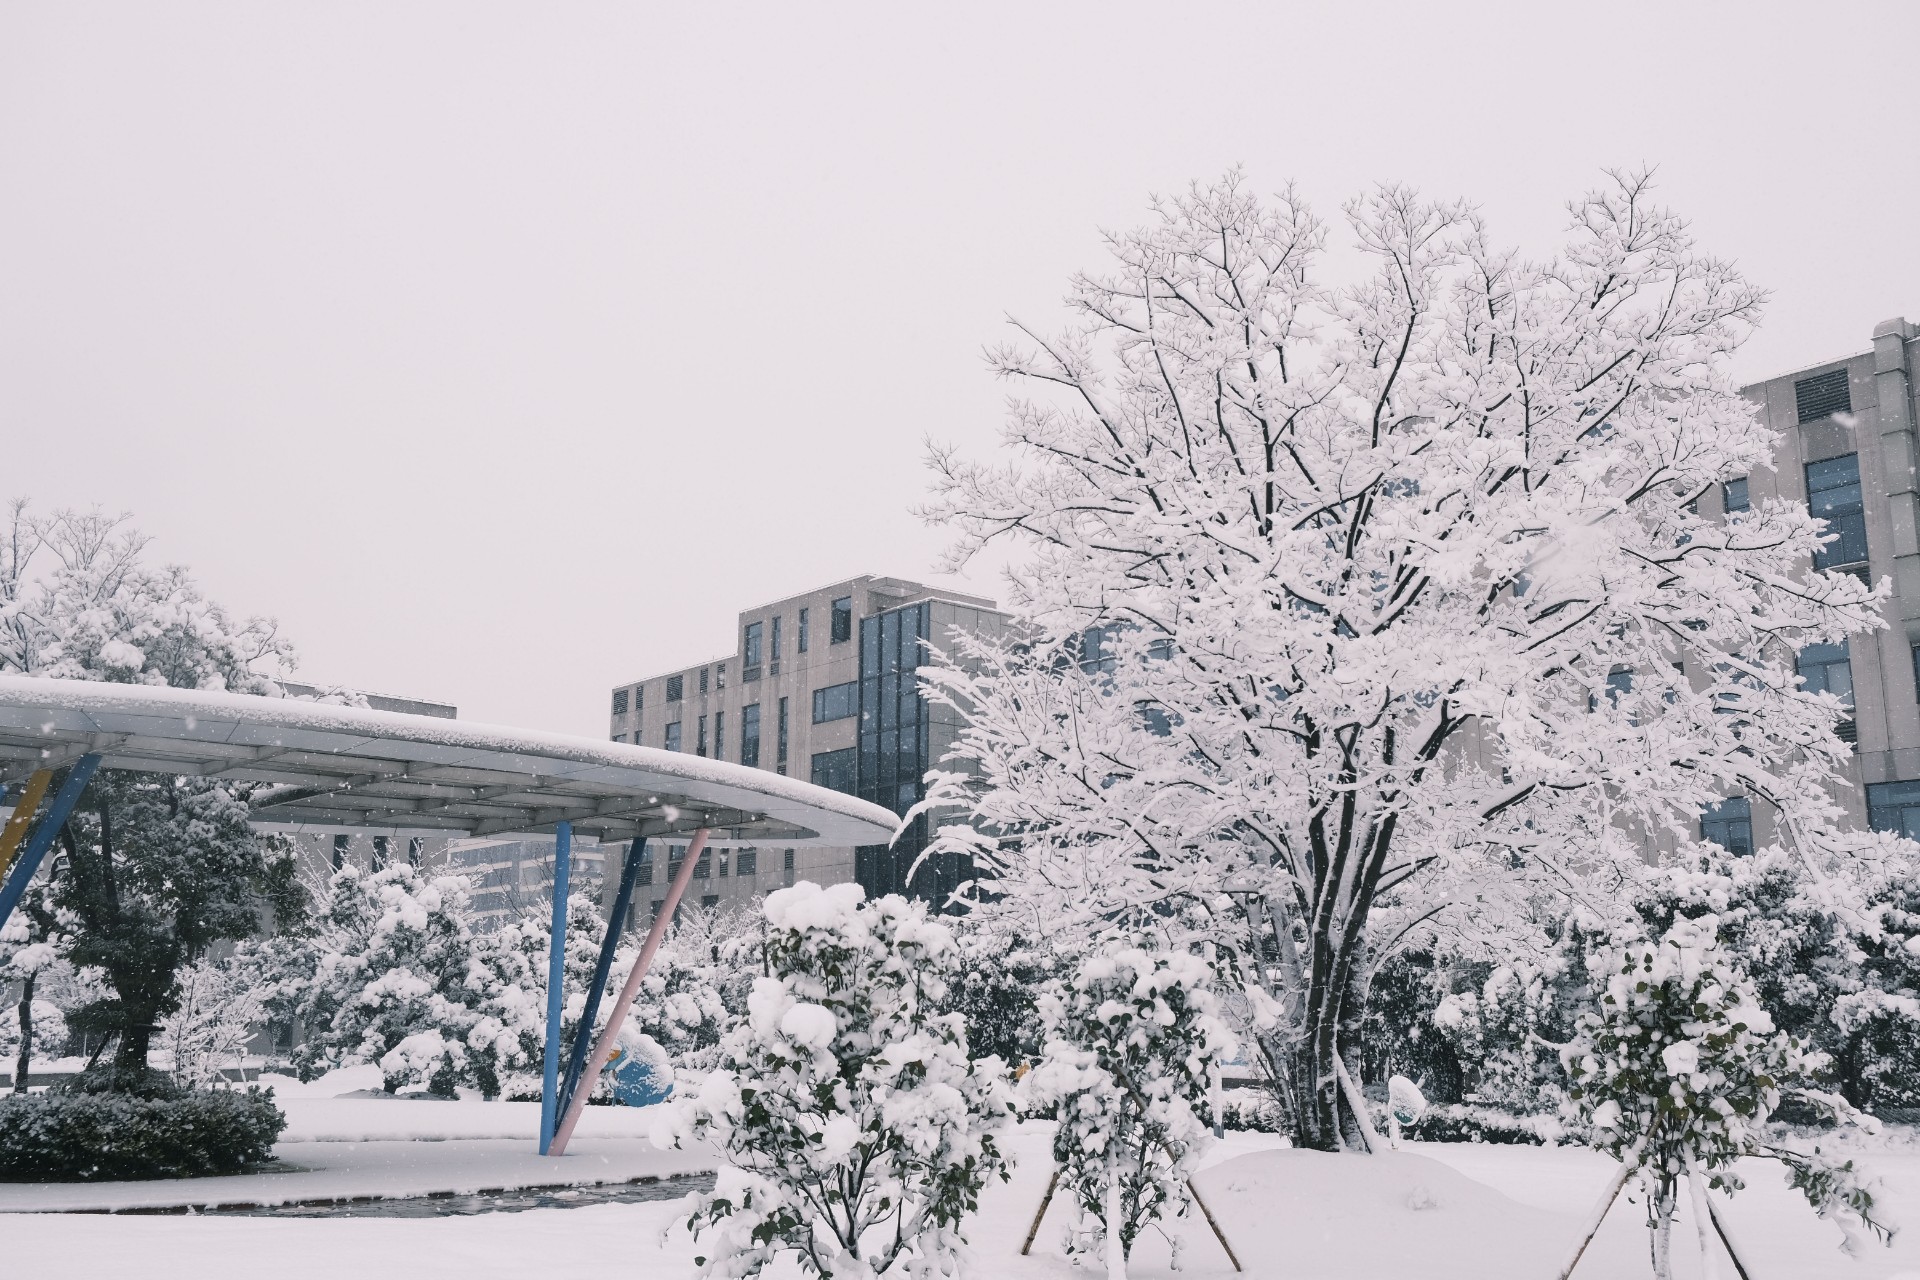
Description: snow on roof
xmin=0 ymin=675 xmax=900 ymax=846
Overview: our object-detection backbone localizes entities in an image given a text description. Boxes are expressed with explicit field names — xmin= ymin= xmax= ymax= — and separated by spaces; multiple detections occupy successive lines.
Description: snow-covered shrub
xmin=280 ymin=864 xmax=540 ymax=1097
xmin=657 ymin=881 xmax=1013 ymax=1279
xmin=624 ymin=902 xmax=760 ymax=1075
xmin=937 ymin=919 xmax=1073 ymax=1069
xmin=1564 ymin=915 xmax=1894 ymax=1268
xmin=0 ymin=1087 xmax=283 ymax=1180
xmin=156 ymin=955 xmax=264 ymax=1090
xmin=1018 ymin=942 xmax=1232 ymax=1271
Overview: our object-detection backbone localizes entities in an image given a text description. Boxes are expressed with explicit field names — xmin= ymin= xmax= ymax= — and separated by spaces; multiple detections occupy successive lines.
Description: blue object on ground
xmin=605 ymin=1048 xmax=673 ymax=1108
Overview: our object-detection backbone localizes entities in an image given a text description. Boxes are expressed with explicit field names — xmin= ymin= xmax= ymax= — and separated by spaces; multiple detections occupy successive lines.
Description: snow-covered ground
xmin=5 ymin=1110 xmax=1919 ymax=1278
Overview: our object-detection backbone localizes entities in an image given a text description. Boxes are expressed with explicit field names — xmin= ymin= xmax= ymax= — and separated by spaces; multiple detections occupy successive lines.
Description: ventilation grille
xmin=1796 ymin=368 xmax=1852 ymax=423
xmin=1837 ymin=718 xmax=1859 ymax=746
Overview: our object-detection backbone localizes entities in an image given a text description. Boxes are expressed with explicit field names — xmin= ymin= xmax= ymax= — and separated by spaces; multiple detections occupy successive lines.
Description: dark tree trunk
xmin=113 ymin=1020 xmax=154 ymax=1081
xmin=13 ymin=973 xmax=34 ymax=1093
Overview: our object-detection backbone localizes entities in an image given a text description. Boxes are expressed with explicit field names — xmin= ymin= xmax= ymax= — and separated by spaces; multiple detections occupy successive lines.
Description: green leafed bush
xmin=0 ymin=1087 xmax=284 ymax=1181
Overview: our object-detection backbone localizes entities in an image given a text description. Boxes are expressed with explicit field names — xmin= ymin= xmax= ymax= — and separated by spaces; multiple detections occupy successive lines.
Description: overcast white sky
xmin=3 ymin=3 xmax=1916 ymax=734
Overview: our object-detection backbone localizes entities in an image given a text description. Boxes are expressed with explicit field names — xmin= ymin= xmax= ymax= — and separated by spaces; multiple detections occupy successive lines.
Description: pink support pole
xmin=547 ymin=828 xmax=708 ymax=1157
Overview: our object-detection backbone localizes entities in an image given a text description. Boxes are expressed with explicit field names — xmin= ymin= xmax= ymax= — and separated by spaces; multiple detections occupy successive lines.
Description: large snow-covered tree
xmin=920 ymin=171 xmax=1882 ymax=1150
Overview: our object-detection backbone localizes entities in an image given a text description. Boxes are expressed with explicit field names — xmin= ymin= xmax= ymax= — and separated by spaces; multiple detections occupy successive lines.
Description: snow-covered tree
xmin=919 ymin=171 xmax=1880 ymax=1150
xmin=657 ymin=882 xmax=1013 ymax=1279
xmin=1019 ymin=943 xmax=1230 ymax=1277
xmin=285 ymin=864 xmax=539 ymax=1097
xmin=621 ymin=901 xmax=760 ymax=1075
xmin=0 ymin=502 xmax=292 ymax=689
xmin=1563 ymin=915 xmax=1893 ymax=1275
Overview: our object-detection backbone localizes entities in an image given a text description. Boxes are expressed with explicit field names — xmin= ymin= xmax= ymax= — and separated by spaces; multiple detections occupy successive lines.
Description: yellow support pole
xmin=0 ymin=769 xmax=55 ymax=883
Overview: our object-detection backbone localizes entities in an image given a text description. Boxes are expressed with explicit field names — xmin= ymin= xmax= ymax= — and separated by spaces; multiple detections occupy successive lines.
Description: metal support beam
xmin=0 ymin=755 xmax=103 ymax=934
xmin=537 ymin=819 xmax=573 ymax=1155
xmin=548 ymin=827 xmax=707 ymax=1158
xmin=555 ymin=837 xmax=647 ymax=1120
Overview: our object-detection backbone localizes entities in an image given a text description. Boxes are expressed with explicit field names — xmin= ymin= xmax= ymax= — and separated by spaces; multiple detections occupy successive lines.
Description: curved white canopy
xmin=0 ymin=676 xmax=900 ymax=847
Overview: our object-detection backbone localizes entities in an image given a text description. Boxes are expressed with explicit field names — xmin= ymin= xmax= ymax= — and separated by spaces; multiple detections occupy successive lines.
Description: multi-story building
xmin=605 ymin=576 xmax=1007 ymax=925
xmin=1700 ymin=316 xmax=1920 ymax=850
xmin=446 ymin=835 xmax=610 ymax=931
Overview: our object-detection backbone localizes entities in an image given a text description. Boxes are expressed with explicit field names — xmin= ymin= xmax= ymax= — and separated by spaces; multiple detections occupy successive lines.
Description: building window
xmin=1700 ymin=797 xmax=1753 ymax=857
xmin=811 ymin=747 xmax=857 ymax=794
xmin=1798 ymin=640 xmax=1856 ymax=744
xmin=612 ymin=733 xmax=627 ymax=743
xmin=694 ymin=848 xmax=712 ymax=879
xmin=408 ymin=837 xmax=423 ymax=868
xmin=1868 ymin=780 xmax=1920 ymax=839
xmin=1912 ymin=641 xmax=1920 ymax=702
xmin=634 ymin=845 xmax=654 ymax=885
xmin=783 ymin=848 xmax=795 ymax=872
xmin=371 ymin=836 xmax=390 ymax=872
xmin=798 ymin=607 xmax=810 ymax=653
xmin=332 ymin=833 xmax=350 ymax=872
xmin=831 ymin=596 xmax=854 ymax=644
xmin=812 ymin=681 xmax=859 ymax=723
xmin=1723 ymin=477 xmax=1749 ymax=513
xmin=771 ymin=616 xmax=782 ymax=665
xmin=741 ymin=703 xmax=761 ymax=768
xmin=717 ymin=663 xmax=727 ymax=690
xmin=777 ymin=696 xmax=790 ymax=772
xmin=718 ymin=849 xmax=730 ymax=877
xmin=714 ymin=710 xmax=725 ymax=759
xmin=744 ymin=622 xmax=763 ymax=671
xmin=735 ymin=848 xmax=757 ymax=877
xmin=699 ymin=667 xmax=710 ymax=696
xmin=666 ymin=675 xmax=684 ymax=702
xmin=665 ymin=720 xmax=682 ymax=752
xmin=701 ymin=894 xmax=720 ymax=910
xmin=1795 ymin=367 xmax=1852 ymax=424
xmin=634 ymin=684 xmax=643 ymax=713
xmin=697 ymin=714 xmax=708 ymax=756
xmin=1806 ymin=454 xmax=1868 ymax=570
xmin=612 ymin=688 xmax=629 ymax=716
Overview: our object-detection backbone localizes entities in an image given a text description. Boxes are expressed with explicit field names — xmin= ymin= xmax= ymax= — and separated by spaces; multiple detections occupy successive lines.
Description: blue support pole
xmin=537 ymin=820 xmax=573 ymax=1155
xmin=0 ymin=755 xmax=103 ymax=934
xmin=556 ymin=837 xmax=645 ymax=1121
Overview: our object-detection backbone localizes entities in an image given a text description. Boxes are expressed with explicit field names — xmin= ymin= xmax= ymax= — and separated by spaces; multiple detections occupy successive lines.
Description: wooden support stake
xmin=0 ymin=770 xmax=54 ymax=881
xmin=1555 ymin=1157 xmax=1637 ymax=1280
xmin=1187 ymin=1176 xmax=1242 ymax=1273
xmin=1692 ymin=1159 xmax=1755 ymax=1280
xmin=1020 ymin=1167 xmax=1059 ymax=1256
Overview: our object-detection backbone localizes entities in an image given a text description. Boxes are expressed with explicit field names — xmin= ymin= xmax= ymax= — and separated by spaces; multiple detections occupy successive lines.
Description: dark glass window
xmin=1912 ymin=642 xmax=1920 ymax=702
xmin=696 ymin=714 xmax=708 ymax=756
xmin=1795 ymin=368 xmax=1852 ymax=423
xmin=812 ymin=681 xmax=859 ymax=723
xmin=1806 ymin=454 xmax=1868 ymax=569
xmin=783 ymin=847 xmax=795 ymax=872
xmin=694 ymin=848 xmax=711 ymax=879
xmin=612 ymin=688 xmax=629 ymax=716
xmin=634 ymin=684 xmax=643 ymax=712
xmin=741 ymin=703 xmax=761 ymax=768
xmin=332 ymin=833 xmax=350 ymax=872
xmin=701 ymin=894 xmax=719 ymax=910
xmin=717 ymin=663 xmax=727 ymax=690
xmin=634 ymin=845 xmax=654 ymax=885
xmin=831 ymin=596 xmax=854 ymax=643
xmin=798 ymin=607 xmax=810 ymax=652
xmin=699 ymin=667 xmax=710 ymax=696
xmin=371 ymin=836 xmax=390 ymax=872
xmin=1799 ymin=640 xmax=1856 ymax=744
xmin=1723 ymin=478 xmax=1749 ymax=513
xmin=744 ymin=622 xmax=763 ymax=670
xmin=1868 ymin=780 xmax=1920 ymax=839
xmin=714 ymin=710 xmax=725 ymax=759
xmin=1700 ymin=797 xmax=1753 ymax=856
xmin=771 ymin=616 xmax=782 ymax=661
xmin=665 ymin=720 xmax=681 ymax=752
xmin=777 ymin=696 xmax=790 ymax=770
xmin=666 ymin=675 xmax=683 ymax=702
xmin=735 ymin=848 xmax=757 ymax=877
xmin=407 ymin=837 xmax=422 ymax=868
xmin=811 ymin=747 xmax=857 ymax=793
xmin=612 ymin=733 xmax=626 ymax=743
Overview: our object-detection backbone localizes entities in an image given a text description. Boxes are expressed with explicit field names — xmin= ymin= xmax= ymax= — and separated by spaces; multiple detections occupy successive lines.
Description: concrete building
xmin=1700 ymin=316 xmax=1920 ymax=851
xmin=446 ymin=834 xmax=610 ymax=931
xmin=605 ymin=575 xmax=1007 ymax=925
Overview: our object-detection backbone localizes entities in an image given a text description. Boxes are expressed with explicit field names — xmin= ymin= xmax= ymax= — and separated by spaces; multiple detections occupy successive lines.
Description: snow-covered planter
xmin=1018 ymin=943 xmax=1232 ymax=1275
xmin=656 ymin=882 xmax=1013 ymax=1279
xmin=1563 ymin=915 xmax=1894 ymax=1274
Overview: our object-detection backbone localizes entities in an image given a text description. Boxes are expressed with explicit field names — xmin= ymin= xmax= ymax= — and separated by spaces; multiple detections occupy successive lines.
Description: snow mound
xmin=1193 ymin=1149 xmax=1577 ymax=1279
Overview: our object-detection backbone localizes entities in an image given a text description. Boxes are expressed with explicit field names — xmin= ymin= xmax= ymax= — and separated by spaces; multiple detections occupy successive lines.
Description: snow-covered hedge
xmin=657 ymin=881 xmax=1013 ymax=1279
xmin=0 ymin=1087 xmax=283 ymax=1181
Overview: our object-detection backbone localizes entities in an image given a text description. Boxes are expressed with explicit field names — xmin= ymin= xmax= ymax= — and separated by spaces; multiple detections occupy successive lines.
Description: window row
xmin=626 ymin=844 xmax=792 ymax=884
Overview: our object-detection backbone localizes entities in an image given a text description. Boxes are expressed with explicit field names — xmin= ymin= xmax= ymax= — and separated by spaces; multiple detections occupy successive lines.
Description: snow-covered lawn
xmin=6 ymin=1119 xmax=1919 ymax=1278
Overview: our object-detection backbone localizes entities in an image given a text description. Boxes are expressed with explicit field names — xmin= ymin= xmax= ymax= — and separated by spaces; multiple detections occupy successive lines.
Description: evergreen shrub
xmin=0 ymin=1087 xmax=284 ymax=1180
